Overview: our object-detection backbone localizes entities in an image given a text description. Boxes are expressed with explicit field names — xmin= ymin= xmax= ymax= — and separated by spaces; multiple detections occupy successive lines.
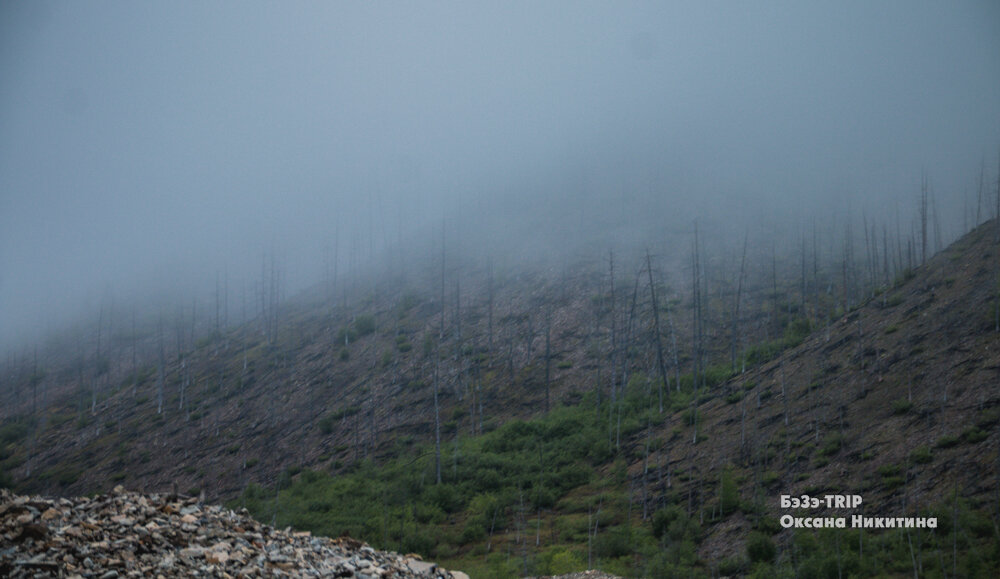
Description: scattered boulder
xmin=0 ymin=487 xmax=463 ymax=578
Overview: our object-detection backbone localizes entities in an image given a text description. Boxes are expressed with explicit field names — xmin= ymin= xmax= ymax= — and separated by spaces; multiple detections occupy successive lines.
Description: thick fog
xmin=2 ymin=1 xmax=999 ymax=351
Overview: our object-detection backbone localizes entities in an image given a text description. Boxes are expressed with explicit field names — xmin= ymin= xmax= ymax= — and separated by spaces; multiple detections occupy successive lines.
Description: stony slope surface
xmin=0 ymin=486 xmax=466 ymax=578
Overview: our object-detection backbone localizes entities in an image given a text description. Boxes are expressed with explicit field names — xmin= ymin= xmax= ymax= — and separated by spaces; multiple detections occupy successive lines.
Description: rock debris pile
xmin=0 ymin=487 xmax=466 ymax=578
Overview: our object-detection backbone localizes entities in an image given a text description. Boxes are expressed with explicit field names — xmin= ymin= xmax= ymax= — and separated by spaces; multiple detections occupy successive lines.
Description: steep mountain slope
xmin=640 ymin=219 xmax=1000 ymax=565
xmin=2 ymin=220 xmax=998 ymax=576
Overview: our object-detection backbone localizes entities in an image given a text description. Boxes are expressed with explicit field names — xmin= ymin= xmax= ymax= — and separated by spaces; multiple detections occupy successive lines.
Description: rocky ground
xmin=0 ymin=487 xmax=467 ymax=578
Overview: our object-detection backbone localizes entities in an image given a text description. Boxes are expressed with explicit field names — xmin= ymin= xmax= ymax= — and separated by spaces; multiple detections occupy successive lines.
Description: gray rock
xmin=0 ymin=488 xmax=467 ymax=578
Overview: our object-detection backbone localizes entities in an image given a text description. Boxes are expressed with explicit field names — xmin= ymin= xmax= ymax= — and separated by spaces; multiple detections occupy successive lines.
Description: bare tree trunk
xmin=434 ymin=345 xmax=442 ymax=485
xmin=667 ymin=296 xmax=680 ymax=392
xmin=157 ymin=315 xmax=165 ymax=415
xmin=440 ymin=221 xmax=446 ymax=342
xmin=93 ymin=304 xmax=103 ymax=414
xmin=920 ymin=172 xmax=929 ymax=264
xmin=544 ymin=308 xmax=551 ymax=414
xmin=646 ymin=250 xmax=668 ymax=413
xmin=693 ymin=222 xmax=705 ymax=389
xmin=608 ymin=250 xmax=617 ymax=407
xmin=995 ymin=150 xmax=1000 ymax=243
xmin=977 ymin=156 xmax=985 ymax=226
xmin=131 ymin=307 xmax=138 ymax=398
xmin=731 ymin=233 xmax=748 ymax=373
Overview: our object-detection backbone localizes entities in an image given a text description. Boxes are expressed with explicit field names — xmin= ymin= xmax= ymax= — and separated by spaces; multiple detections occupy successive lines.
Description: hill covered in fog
xmin=2 ymin=215 xmax=997 ymax=576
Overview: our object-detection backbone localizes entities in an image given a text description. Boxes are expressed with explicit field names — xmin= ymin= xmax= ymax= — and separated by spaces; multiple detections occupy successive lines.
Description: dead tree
xmin=157 ymin=314 xmax=166 ymax=415
xmin=487 ymin=256 xmax=495 ymax=353
xmin=731 ymin=232 xmax=748 ymax=373
xmin=920 ymin=173 xmax=929 ymax=264
xmin=645 ymin=250 xmax=668 ymax=412
xmin=544 ymin=307 xmax=552 ymax=414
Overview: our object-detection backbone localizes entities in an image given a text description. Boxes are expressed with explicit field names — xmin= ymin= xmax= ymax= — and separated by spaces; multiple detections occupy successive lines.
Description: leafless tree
xmin=645 ymin=250 xmax=668 ymax=412
xmin=731 ymin=233 xmax=748 ymax=373
xmin=157 ymin=314 xmax=166 ymax=415
xmin=920 ymin=172 xmax=929 ymax=264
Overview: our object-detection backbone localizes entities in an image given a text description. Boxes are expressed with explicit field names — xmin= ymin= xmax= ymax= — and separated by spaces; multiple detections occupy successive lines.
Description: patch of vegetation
xmin=882 ymin=475 xmax=905 ymax=490
xmin=318 ymin=406 xmax=360 ymax=434
xmin=893 ymin=268 xmax=915 ymax=286
xmin=746 ymin=531 xmax=775 ymax=563
xmin=335 ymin=327 xmax=357 ymax=344
xmin=39 ymin=466 xmax=81 ymax=487
xmin=962 ymin=427 xmax=988 ymax=444
xmin=817 ymin=433 xmax=842 ymax=457
xmin=395 ymin=334 xmax=413 ymax=352
xmin=892 ymin=399 xmax=913 ymax=415
xmin=719 ymin=468 xmax=739 ymax=515
xmin=353 ymin=314 xmax=376 ymax=337
xmin=236 ymin=402 xmax=614 ymax=567
xmin=909 ymin=445 xmax=932 ymax=464
xmin=877 ymin=463 xmax=901 ymax=477
xmin=0 ymin=417 xmax=34 ymax=446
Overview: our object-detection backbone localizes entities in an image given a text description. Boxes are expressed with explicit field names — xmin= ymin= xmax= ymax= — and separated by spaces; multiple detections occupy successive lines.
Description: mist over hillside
xmin=2 ymin=2 xmax=1000 ymax=577
xmin=2 ymin=0 xmax=999 ymax=353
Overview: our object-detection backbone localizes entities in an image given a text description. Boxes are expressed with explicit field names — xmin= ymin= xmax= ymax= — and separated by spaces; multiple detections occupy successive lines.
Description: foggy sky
xmin=2 ymin=1 xmax=999 ymax=350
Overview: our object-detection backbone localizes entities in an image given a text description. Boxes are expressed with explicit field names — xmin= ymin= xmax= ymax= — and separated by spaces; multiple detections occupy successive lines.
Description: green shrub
xmin=594 ymin=526 xmax=632 ymax=559
xmin=719 ymin=469 xmax=739 ymax=515
xmin=882 ymin=476 xmax=904 ymax=490
xmin=909 ymin=445 xmax=932 ymax=464
xmin=962 ymin=427 xmax=988 ymax=443
xmin=878 ymin=464 xmax=901 ymax=477
xmin=746 ymin=531 xmax=775 ymax=563
xmin=652 ymin=506 xmax=682 ymax=540
xmin=353 ymin=314 xmax=376 ymax=337
xmin=547 ymin=548 xmax=585 ymax=576
xmin=783 ymin=317 xmax=812 ymax=347
xmin=718 ymin=556 xmax=747 ymax=576
xmin=335 ymin=327 xmax=357 ymax=344
xmin=817 ymin=434 xmax=842 ymax=456
xmin=892 ymin=399 xmax=913 ymax=415
xmin=0 ymin=419 xmax=32 ymax=445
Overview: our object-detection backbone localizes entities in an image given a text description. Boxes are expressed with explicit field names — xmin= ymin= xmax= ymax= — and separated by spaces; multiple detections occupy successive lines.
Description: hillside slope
xmin=2 ymin=220 xmax=998 ymax=576
xmin=640 ymin=220 xmax=1000 ymax=564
